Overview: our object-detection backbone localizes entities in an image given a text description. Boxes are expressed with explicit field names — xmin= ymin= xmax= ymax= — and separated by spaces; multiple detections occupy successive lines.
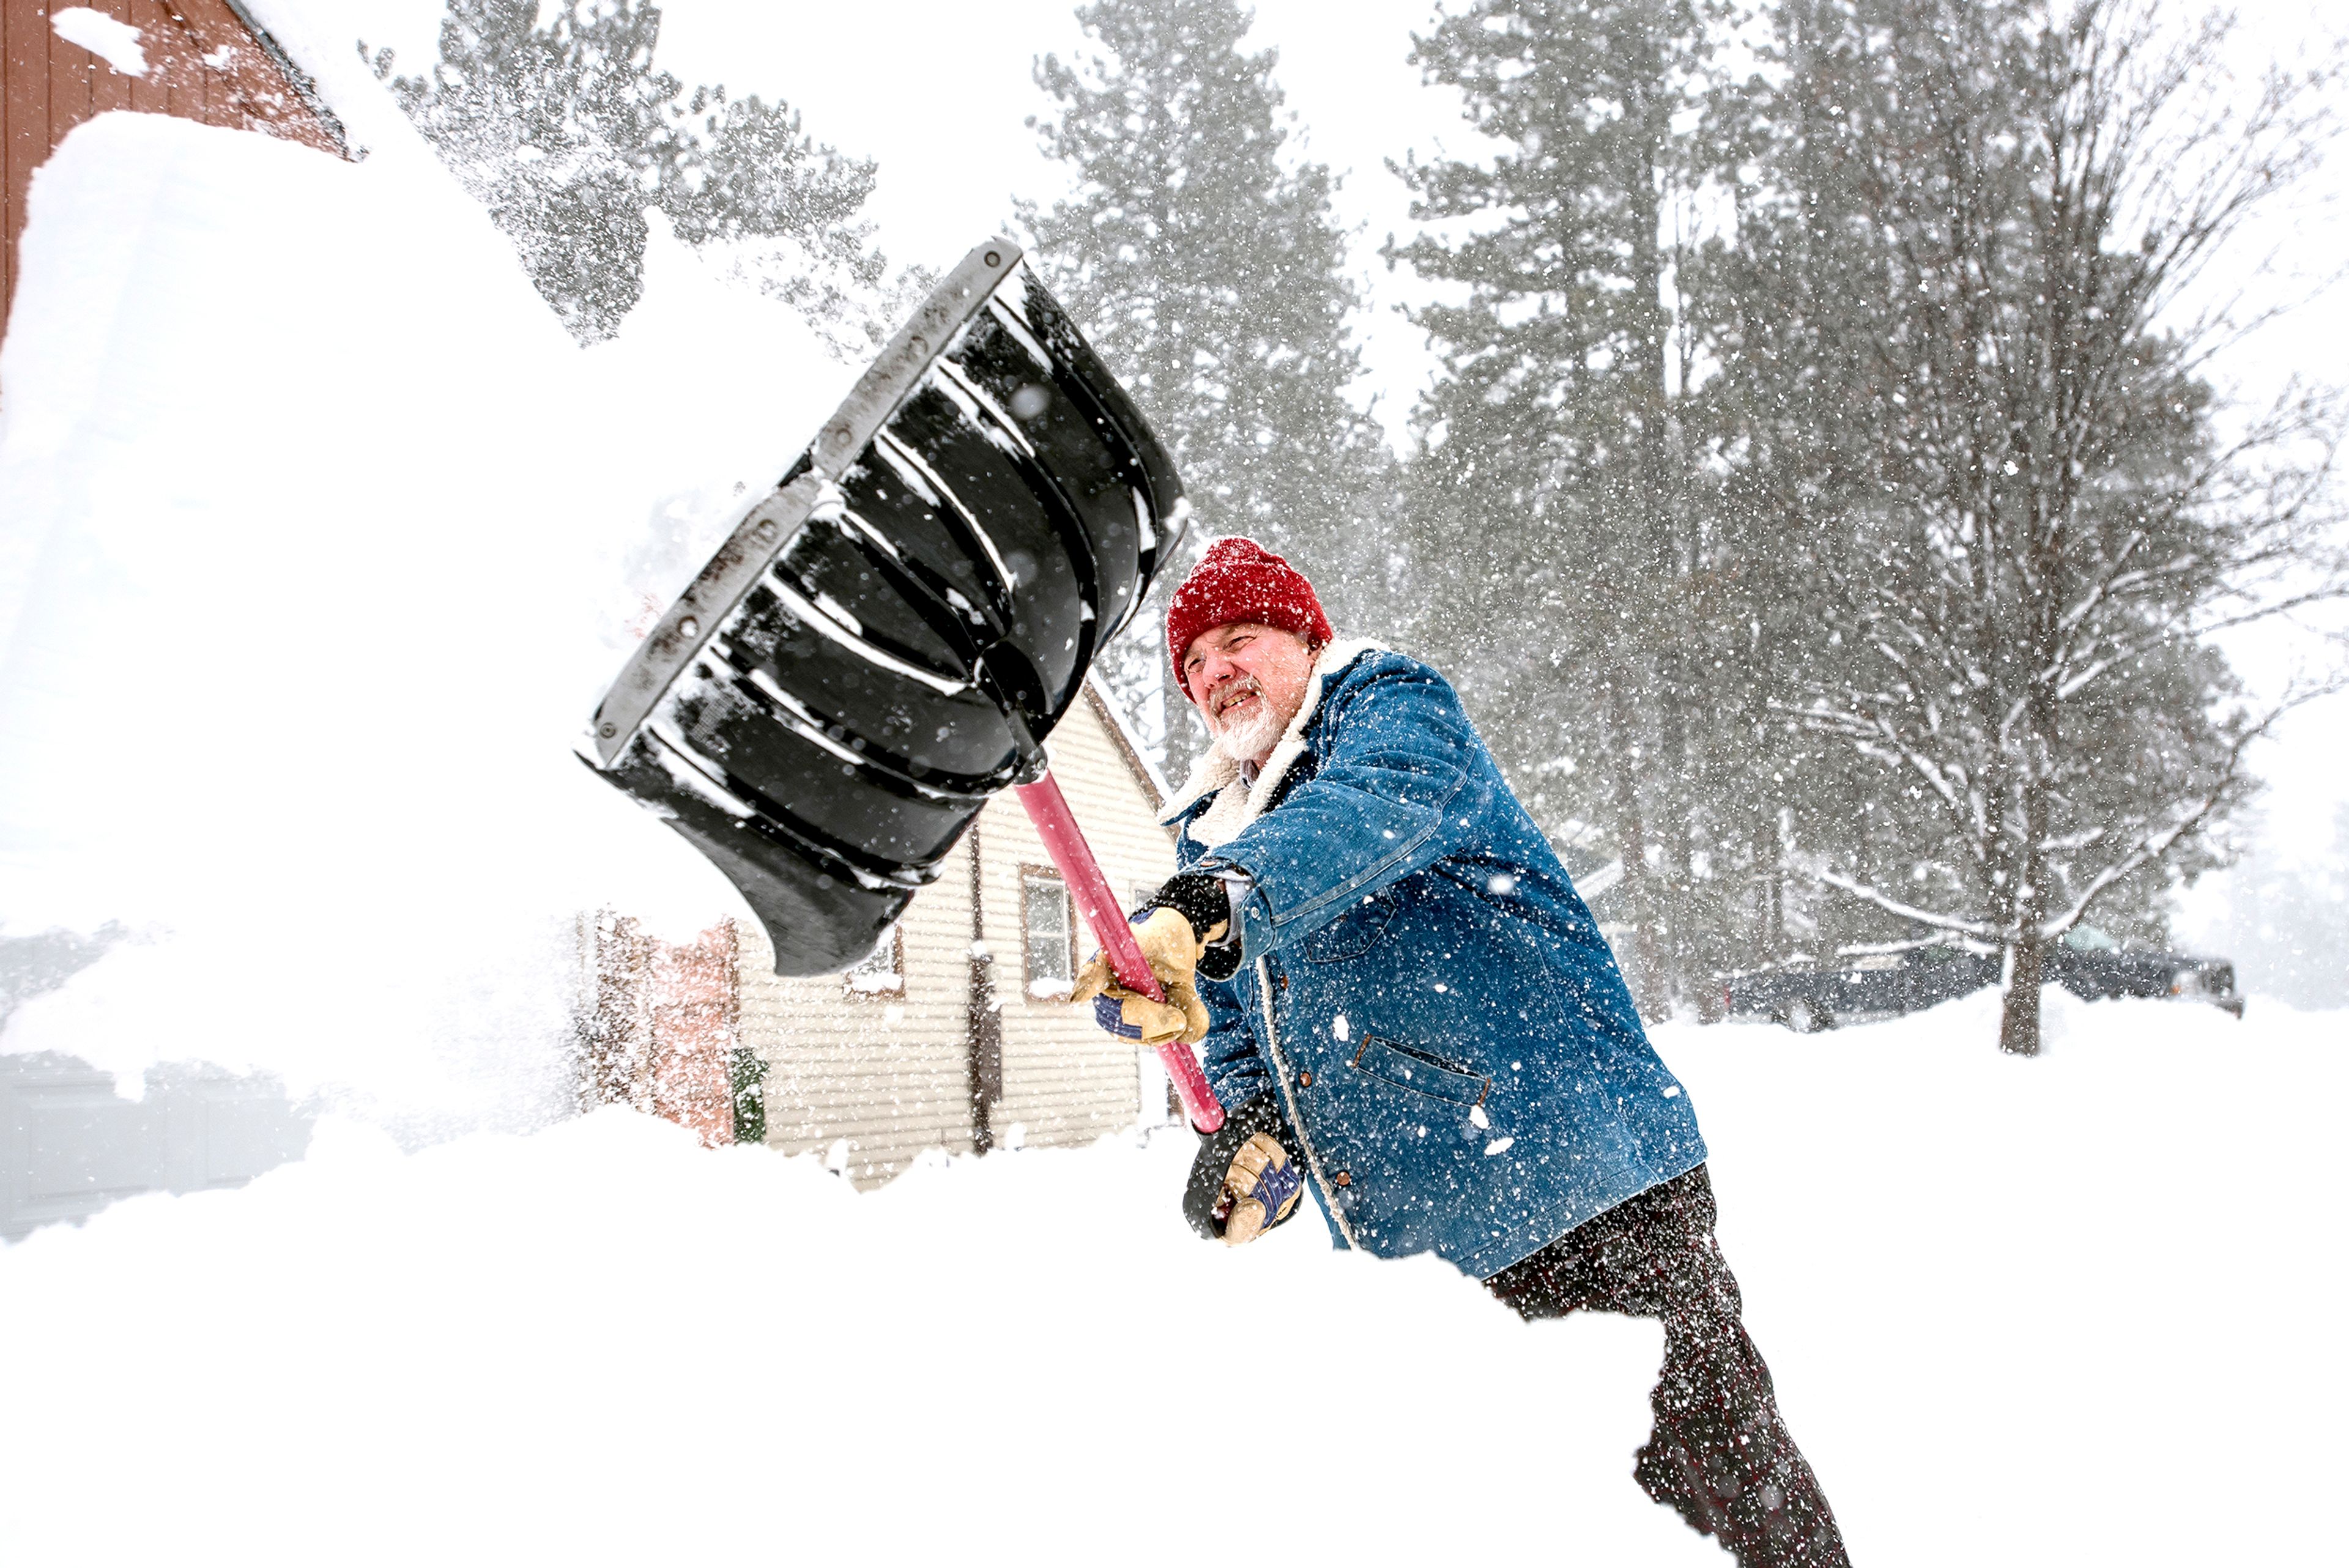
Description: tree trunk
xmin=1605 ymin=666 xmax=1672 ymax=1021
xmin=2002 ymin=607 xmax=2061 ymax=1059
xmin=1657 ymin=655 xmax=1721 ymax=1020
xmin=1998 ymin=939 xmax=2044 ymax=1056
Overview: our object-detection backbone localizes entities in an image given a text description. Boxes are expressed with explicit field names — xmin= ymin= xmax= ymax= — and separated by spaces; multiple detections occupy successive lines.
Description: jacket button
xmin=1332 ymin=1170 xmax=1351 ymax=1188
xmin=1297 ymin=1071 xmax=1313 ymax=1087
xmin=1275 ymin=971 xmax=1288 ymax=990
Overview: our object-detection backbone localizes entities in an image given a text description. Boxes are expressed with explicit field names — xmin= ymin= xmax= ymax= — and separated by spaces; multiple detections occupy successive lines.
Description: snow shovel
xmin=581 ymin=238 xmax=1224 ymax=1133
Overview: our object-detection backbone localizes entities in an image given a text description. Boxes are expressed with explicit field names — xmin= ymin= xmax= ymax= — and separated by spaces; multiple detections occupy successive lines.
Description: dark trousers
xmin=1483 ymin=1166 xmax=1849 ymax=1567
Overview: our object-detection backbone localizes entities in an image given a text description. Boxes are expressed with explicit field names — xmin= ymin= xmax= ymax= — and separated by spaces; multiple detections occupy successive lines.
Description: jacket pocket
xmin=1348 ymin=1035 xmax=1489 ymax=1108
xmin=1301 ymin=887 xmax=1400 ymax=963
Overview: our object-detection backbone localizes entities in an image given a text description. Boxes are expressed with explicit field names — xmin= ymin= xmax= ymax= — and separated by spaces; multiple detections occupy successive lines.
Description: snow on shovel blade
xmin=581 ymin=240 xmax=1189 ymax=975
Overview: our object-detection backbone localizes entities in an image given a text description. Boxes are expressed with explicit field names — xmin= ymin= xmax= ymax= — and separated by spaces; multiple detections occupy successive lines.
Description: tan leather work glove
xmin=1102 ymin=988 xmax=1206 ymax=1048
xmin=1068 ymin=906 xmax=1225 ymax=1046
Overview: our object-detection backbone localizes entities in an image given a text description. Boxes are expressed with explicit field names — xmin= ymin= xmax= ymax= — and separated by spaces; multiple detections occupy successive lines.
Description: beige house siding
xmin=742 ymin=676 xmax=1180 ymax=1187
xmin=738 ymin=860 xmax=975 ymax=1174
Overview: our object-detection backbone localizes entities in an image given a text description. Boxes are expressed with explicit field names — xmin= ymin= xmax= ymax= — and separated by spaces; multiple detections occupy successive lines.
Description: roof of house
xmin=218 ymin=1 xmax=351 ymax=156
xmin=1081 ymin=671 xmax=1170 ymax=816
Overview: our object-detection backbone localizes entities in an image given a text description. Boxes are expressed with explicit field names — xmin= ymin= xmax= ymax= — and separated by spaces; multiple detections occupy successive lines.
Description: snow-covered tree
xmin=368 ymin=0 xmax=892 ymax=346
xmin=1754 ymin=0 xmax=2346 ymax=1053
xmin=1022 ymin=0 xmax=1394 ymax=774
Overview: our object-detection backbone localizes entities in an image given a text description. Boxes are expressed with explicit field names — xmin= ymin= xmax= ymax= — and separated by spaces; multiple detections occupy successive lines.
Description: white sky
xmin=338 ymin=0 xmax=2349 ymax=890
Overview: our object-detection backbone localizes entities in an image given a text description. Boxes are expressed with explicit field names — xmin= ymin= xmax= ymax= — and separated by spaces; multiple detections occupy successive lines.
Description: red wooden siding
xmin=579 ymin=912 xmax=743 ymax=1148
xmin=2 ymin=0 xmax=344 ymax=322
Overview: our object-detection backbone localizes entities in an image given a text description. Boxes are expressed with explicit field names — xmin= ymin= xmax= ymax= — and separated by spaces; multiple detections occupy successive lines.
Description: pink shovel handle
xmin=1015 ymin=772 xmax=1226 ymax=1134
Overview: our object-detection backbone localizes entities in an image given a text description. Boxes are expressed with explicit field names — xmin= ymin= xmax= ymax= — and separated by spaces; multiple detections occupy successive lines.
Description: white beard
xmin=1209 ymin=696 xmax=1285 ymax=768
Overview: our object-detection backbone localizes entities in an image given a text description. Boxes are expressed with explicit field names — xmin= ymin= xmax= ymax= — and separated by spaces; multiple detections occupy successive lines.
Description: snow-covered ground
xmin=3 ymin=987 xmax=2339 ymax=1565
xmin=1664 ymin=990 xmax=2347 ymax=1566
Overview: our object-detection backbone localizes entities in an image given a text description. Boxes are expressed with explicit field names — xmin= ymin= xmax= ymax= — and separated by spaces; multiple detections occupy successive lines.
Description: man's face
xmin=1182 ymin=622 xmax=1318 ymax=767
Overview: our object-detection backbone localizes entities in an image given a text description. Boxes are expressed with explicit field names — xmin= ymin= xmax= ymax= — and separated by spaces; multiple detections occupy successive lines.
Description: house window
xmin=845 ymin=922 xmax=903 ymax=995
xmin=1023 ymin=873 xmax=1075 ymax=998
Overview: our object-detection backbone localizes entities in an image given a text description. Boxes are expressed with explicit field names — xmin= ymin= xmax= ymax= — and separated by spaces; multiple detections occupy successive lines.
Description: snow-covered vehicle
xmin=1723 ymin=927 xmax=2244 ymax=1032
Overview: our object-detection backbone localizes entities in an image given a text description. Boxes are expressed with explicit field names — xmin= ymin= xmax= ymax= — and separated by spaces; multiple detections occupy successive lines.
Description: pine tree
xmin=1022 ymin=0 xmax=1393 ymax=777
xmin=368 ymin=0 xmax=889 ymax=346
xmin=1390 ymin=0 xmax=1749 ymax=1016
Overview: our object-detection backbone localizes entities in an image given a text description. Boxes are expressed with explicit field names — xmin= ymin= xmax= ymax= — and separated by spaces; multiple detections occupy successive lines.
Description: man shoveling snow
xmin=1072 ymin=538 xmax=1847 ymax=1567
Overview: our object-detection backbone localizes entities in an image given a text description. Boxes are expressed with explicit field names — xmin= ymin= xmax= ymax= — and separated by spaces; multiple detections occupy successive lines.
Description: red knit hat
xmin=1165 ymin=537 xmax=1334 ymax=697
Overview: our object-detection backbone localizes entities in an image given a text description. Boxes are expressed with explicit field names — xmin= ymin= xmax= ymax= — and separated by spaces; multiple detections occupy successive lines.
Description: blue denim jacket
xmin=1161 ymin=644 xmax=1707 ymax=1279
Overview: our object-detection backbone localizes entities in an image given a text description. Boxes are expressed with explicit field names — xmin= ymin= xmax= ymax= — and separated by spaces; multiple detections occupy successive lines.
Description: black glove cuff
xmin=1147 ymin=871 xmax=1231 ymax=947
xmin=1182 ymin=1094 xmax=1294 ymax=1241
xmin=1195 ymin=941 xmax=1244 ymax=983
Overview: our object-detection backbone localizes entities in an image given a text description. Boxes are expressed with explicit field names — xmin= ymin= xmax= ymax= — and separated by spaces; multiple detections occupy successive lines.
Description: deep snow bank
xmin=0 ymin=109 xmax=859 ymax=1137
xmin=1 ymin=991 xmax=2339 ymax=1566
xmin=0 ymin=1112 xmax=1703 ymax=1566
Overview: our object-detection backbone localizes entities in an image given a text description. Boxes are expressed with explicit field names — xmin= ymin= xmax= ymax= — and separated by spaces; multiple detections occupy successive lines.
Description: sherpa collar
xmin=1157 ymin=637 xmax=1384 ymax=846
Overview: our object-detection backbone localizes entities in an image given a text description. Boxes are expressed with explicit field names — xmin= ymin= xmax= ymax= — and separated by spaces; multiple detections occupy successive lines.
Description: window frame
xmin=1020 ymin=867 xmax=1078 ymax=1000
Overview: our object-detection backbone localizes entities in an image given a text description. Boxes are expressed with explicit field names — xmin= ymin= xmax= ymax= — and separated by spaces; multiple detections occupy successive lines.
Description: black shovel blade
xmin=581 ymin=240 xmax=1188 ymax=975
